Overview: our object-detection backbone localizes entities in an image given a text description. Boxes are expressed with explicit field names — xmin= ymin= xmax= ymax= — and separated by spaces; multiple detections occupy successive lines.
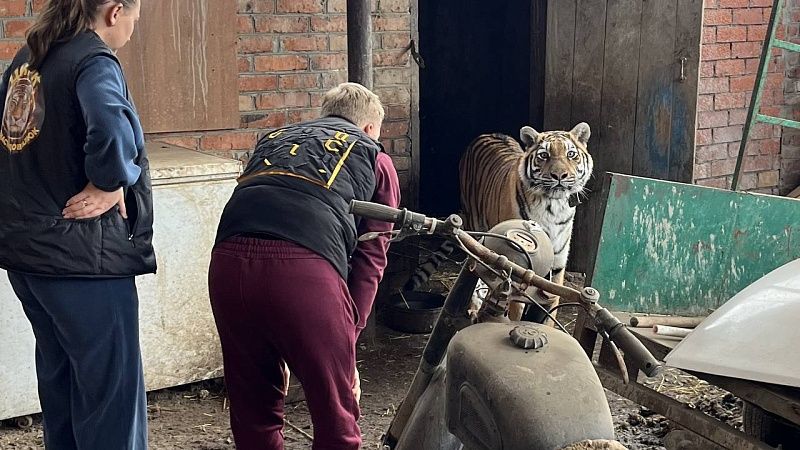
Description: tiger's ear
xmin=520 ymin=126 xmax=540 ymax=148
xmin=570 ymin=122 xmax=591 ymax=146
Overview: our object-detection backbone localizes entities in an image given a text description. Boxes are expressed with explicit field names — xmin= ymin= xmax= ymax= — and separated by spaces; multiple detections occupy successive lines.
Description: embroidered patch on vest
xmin=1 ymin=63 xmax=45 ymax=153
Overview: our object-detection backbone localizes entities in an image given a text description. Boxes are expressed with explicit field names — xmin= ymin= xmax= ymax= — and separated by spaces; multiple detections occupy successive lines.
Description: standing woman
xmin=0 ymin=1 xmax=152 ymax=449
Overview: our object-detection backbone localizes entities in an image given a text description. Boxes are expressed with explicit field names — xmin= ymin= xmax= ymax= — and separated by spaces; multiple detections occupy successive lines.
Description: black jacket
xmin=216 ymin=116 xmax=381 ymax=278
xmin=0 ymin=32 xmax=156 ymax=277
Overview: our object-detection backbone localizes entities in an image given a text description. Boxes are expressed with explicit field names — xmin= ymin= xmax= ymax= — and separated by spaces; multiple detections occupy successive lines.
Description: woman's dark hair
xmin=26 ymin=0 xmax=137 ymax=68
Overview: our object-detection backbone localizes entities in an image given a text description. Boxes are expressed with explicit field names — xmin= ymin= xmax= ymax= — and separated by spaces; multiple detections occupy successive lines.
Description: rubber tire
xmin=743 ymin=401 xmax=800 ymax=449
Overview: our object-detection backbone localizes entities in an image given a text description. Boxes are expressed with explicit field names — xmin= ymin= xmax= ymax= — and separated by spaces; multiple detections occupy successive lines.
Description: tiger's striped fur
xmin=405 ymin=123 xmax=593 ymax=321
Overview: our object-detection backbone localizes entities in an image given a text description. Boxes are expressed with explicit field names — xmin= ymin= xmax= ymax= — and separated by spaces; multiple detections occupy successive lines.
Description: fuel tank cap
xmin=509 ymin=324 xmax=548 ymax=349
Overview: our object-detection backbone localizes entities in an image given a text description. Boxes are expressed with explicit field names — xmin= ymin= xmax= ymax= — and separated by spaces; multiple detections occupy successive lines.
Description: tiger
xmin=404 ymin=122 xmax=593 ymax=322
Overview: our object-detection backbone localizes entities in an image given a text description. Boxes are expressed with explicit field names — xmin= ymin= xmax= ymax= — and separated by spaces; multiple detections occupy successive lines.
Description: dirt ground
xmin=0 ymin=271 xmax=745 ymax=450
xmin=0 ymin=323 xmax=744 ymax=450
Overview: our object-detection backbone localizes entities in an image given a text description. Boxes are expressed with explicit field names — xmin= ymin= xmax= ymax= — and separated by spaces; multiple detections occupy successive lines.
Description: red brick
xmin=373 ymin=15 xmax=410 ymax=31
xmin=732 ymin=41 xmax=762 ymax=58
xmin=698 ymin=111 xmax=729 ymax=129
xmin=374 ymin=86 xmax=410 ymax=105
xmin=238 ymin=0 xmax=276 ymax=13
xmin=200 ymin=132 xmax=258 ymax=151
xmin=743 ymin=155 xmax=774 ymax=171
xmin=155 ymin=136 xmax=200 ymax=150
xmin=696 ymin=129 xmax=713 ymax=145
xmin=728 ymin=108 xmax=748 ymax=125
xmin=327 ymin=0 xmax=346 ymax=13
xmin=379 ymin=0 xmax=410 ymax=13
xmin=380 ymin=32 xmax=411 ymax=49
xmin=310 ymin=53 xmax=347 ymax=70
xmin=256 ymin=92 xmax=284 ymax=109
xmin=241 ymin=112 xmax=288 ymax=129
xmin=704 ymin=9 xmax=733 ymax=26
xmin=240 ymin=95 xmax=255 ymax=112
xmin=276 ymin=0 xmax=324 ymax=13
xmin=238 ymin=36 xmax=276 ymax=54
xmin=256 ymin=17 xmax=310 ymax=33
xmin=700 ymin=61 xmax=716 ymax=77
xmin=695 ymin=177 xmax=730 ymax=189
xmin=239 ymin=75 xmax=279 ymax=92
xmin=716 ymin=26 xmax=748 ymax=42
xmin=280 ymin=35 xmax=328 ymax=52
xmin=699 ymin=77 xmax=729 ymax=94
xmin=747 ymin=24 xmax=767 ymax=41
xmin=0 ymin=1 xmax=25 ymax=17
xmin=0 ymin=41 xmax=23 ymax=60
xmin=729 ymin=74 xmax=755 ymax=92
xmin=374 ymin=68 xmax=409 ymax=86
xmin=238 ymin=16 xmax=254 ymax=33
xmin=715 ymin=59 xmax=746 ymax=76
xmin=694 ymin=162 xmax=712 ymax=179
xmin=713 ymin=125 xmax=743 ymax=144
xmin=711 ymin=158 xmax=737 ymax=176
xmin=732 ymin=8 xmax=765 ymax=25
xmin=254 ymin=55 xmax=309 ymax=72
xmin=288 ymin=108 xmax=321 ymax=123
xmin=381 ymin=120 xmax=409 ymax=137
xmin=750 ymin=0 xmax=774 ymax=6
xmin=715 ymin=92 xmax=747 ymax=110
xmin=238 ymin=56 xmax=253 ymax=72
xmin=330 ymin=34 xmax=347 ymax=51
xmin=3 ymin=19 xmax=31 ymax=38
xmin=31 ymin=0 xmax=45 ymax=14
xmin=373 ymin=50 xmax=410 ymax=67
xmin=703 ymin=26 xmax=717 ymax=44
xmin=386 ymin=104 xmax=411 ymax=120
xmin=310 ymin=16 xmax=347 ymax=32
xmin=321 ymin=71 xmax=348 ymax=88
xmin=757 ymin=170 xmax=779 ymax=188
xmin=719 ymin=0 xmax=749 ymax=6
xmin=278 ymin=73 xmax=321 ymax=90
xmin=702 ymin=43 xmax=731 ymax=61
xmin=695 ymin=143 xmax=729 ymax=161
xmin=758 ymin=138 xmax=781 ymax=155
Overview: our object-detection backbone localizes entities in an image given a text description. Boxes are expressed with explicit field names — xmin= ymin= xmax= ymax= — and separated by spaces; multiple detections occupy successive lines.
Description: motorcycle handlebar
xmin=349 ymin=200 xmax=664 ymax=377
xmin=350 ymin=200 xmax=406 ymax=224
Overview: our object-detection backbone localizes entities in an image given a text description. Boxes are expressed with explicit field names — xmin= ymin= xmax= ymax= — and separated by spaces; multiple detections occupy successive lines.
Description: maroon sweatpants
xmin=209 ymin=237 xmax=360 ymax=450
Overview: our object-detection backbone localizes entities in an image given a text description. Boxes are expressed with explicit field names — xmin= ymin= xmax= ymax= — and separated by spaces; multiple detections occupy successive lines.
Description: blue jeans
xmin=8 ymin=272 xmax=147 ymax=450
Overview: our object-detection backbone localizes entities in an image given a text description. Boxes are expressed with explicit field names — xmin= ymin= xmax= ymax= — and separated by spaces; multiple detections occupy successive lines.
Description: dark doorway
xmin=418 ymin=1 xmax=547 ymax=216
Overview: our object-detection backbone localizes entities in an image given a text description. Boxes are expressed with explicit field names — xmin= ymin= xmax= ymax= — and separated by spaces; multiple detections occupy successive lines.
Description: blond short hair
xmin=321 ymin=82 xmax=385 ymax=128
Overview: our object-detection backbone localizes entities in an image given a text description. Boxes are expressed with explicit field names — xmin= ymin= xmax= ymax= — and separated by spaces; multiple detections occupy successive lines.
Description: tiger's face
xmin=519 ymin=123 xmax=593 ymax=200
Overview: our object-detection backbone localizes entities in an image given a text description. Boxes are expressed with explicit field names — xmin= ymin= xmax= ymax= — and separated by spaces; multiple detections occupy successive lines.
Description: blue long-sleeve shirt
xmin=76 ymin=54 xmax=144 ymax=191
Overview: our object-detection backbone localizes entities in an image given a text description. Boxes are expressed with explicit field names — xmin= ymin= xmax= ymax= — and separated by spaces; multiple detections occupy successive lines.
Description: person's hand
xmin=63 ymin=182 xmax=127 ymax=219
xmin=353 ymin=366 xmax=361 ymax=404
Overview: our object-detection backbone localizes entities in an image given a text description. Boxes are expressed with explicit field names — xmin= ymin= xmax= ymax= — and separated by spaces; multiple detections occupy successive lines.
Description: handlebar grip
xmin=608 ymin=325 xmax=663 ymax=378
xmin=349 ymin=200 xmax=404 ymax=224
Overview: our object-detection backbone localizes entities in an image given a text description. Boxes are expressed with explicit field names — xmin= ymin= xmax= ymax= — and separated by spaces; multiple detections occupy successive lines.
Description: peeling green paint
xmin=588 ymin=174 xmax=800 ymax=315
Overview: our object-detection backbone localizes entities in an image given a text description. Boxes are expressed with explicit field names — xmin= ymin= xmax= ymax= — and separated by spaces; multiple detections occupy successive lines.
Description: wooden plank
xmin=568 ymin=0 xmax=607 ymax=273
xmin=596 ymin=366 xmax=774 ymax=450
xmin=670 ymin=0 xmax=703 ymax=182
xmin=590 ymin=173 xmax=800 ymax=315
xmin=632 ymin=0 xmax=678 ymax=180
xmin=543 ymin=0 xmax=576 ymax=131
xmin=790 ymin=185 xmax=800 ymax=198
xmin=692 ymin=372 xmax=800 ymax=428
xmin=571 ymin=0 xmax=643 ymax=273
xmin=117 ymin=0 xmax=239 ymax=133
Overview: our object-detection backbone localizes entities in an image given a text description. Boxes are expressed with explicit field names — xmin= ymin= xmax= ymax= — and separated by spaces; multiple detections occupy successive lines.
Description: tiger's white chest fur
xmin=518 ymin=190 xmax=575 ymax=271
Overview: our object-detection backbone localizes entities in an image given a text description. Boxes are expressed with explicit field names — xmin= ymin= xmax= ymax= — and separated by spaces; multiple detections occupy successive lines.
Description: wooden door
xmin=543 ymin=0 xmax=704 ymax=272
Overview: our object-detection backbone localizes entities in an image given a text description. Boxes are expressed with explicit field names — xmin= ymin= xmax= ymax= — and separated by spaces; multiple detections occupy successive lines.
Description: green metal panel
xmin=587 ymin=173 xmax=800 ymax=315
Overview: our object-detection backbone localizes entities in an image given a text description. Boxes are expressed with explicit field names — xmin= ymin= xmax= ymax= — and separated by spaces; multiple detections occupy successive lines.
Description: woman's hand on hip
xmin=63 ymin=183 xmax=127 ymax=220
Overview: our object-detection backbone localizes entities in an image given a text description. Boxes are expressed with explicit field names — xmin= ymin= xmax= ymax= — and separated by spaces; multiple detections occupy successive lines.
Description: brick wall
xmin=696 ymin=0 xmax=797 ymax=194
xmin=781 ymin=0 xmax=800 ymax=193
xmin=0 ymin=0 xmax=415 ymax=201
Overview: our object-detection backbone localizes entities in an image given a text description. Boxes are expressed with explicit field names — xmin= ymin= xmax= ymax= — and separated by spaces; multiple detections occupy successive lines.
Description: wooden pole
xmin=347 ymin=0 xmax=373 ymax=89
